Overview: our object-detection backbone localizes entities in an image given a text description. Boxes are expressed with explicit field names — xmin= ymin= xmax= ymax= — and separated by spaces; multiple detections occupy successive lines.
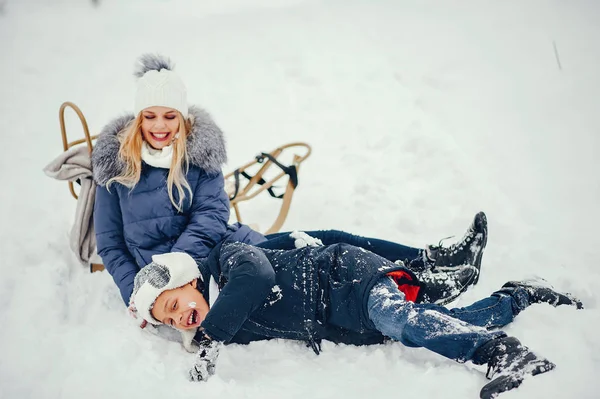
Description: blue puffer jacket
xmin=197 ymin=241 xmax=421 ymax=350
xmin=91 ymin=106 xmax=266 ymax=304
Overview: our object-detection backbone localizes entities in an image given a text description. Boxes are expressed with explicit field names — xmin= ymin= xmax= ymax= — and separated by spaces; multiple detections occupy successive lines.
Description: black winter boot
xmin=426 ymin=211 xmax=488 ymax=284
xmin=416 ymin=265 xmax=479 ymax=305
xmin=473 ymin=336 xmax=555 ymax=399
xmin=501 ymin=279 xmax=584 ymax=309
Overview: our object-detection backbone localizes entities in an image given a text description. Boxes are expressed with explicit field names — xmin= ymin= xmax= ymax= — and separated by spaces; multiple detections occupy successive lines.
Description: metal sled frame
xmin=59 ymin=101 xmax=311 ymax=272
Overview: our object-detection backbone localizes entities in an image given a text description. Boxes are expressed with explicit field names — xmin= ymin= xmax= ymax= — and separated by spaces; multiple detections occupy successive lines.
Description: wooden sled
xmin=59 ymin=101 xmax=311 ymax=272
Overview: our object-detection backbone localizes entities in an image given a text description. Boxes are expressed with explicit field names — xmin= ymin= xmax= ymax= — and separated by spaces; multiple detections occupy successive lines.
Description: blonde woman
xmin=92 ymin=55 xmax=265 ymax=304
xmin=92 ymin=54 xmax=487 ymax=308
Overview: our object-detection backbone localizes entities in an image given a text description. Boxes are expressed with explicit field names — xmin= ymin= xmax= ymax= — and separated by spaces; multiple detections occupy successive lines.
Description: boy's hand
xmin=189 ymin=336 xmax=221 ymax=382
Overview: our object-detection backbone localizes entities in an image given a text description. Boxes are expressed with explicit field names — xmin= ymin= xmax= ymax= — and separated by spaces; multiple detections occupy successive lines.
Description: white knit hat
xmin=129 ymin=252 xmax=200 ymax=326
xmin=133 ymin=54 xmax=189 ymax=118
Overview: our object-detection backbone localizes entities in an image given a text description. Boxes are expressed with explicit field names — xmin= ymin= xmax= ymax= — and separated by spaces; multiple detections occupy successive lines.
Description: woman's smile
xmin=149 ymin=131 xmax=172 ymax=141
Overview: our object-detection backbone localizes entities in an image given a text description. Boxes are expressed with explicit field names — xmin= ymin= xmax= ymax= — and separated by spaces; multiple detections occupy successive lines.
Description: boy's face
xmin=151 ymin=279 xmax=210 ymax=330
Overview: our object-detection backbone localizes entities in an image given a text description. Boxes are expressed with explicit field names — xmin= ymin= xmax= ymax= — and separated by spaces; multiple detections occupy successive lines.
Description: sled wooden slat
xmin=225 ymin=143 xmax=311 ymax=235
xmin=59 ymin=101 xmax=98 ymax=200
xmin=264 ymin=154 xmax=302 ymax=235
xmin=90 ymin=263 xmax=105 ymax=273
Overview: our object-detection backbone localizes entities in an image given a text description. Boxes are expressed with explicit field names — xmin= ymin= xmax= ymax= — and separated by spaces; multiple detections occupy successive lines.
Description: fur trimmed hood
xmin=91 ymin=105 xmax=227 ymax=186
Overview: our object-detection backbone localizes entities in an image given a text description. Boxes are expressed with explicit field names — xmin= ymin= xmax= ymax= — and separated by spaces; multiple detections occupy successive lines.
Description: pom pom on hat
xmin=129 ymin=252 xmax=200 ymax=326
xmin=133 ymin=53 xmax=188 ymax=117
xmin=134 ymin=54 xmax=175 ymax=78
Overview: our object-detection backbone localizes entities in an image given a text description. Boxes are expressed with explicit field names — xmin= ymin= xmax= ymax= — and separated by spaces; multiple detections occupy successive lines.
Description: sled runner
xmin=56 ymin=101 xmax=311 ymax=272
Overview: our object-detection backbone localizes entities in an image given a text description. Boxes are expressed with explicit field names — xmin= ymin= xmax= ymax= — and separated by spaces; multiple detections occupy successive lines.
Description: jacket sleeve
xmin=94 ymin=185 xmax=140 ymax=305
xmin=170 ymin=170 xmax=231 ymax=262
xmin=200 ymin=243 xmax=276 ymax=342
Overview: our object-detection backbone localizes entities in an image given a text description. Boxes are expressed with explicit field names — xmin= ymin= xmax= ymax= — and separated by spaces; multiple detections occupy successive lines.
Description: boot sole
xmin=472 ymin=211 xmax=488 ymax=284
xmin=479 ymin=359 xmax=555 ymax=399
xmin=433 ymin=268 xmax=479 ymax=306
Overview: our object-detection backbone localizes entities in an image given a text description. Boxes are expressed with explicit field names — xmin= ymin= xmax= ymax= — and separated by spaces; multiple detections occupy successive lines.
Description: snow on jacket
xmin=197 ymin=241 xmax=421 ymax=350
xmin=91 ymin=105 xmax=266 ymax=304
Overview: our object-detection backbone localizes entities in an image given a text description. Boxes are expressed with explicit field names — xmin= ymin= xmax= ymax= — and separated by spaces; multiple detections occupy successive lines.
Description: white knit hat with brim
xmin=129 ymin=252 xmax=200 ymax=326
xmin=133 ymin=54 xmax=189 ymax=118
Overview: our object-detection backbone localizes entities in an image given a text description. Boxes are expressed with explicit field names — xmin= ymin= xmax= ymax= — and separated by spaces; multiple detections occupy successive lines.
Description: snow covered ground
xmin=1 ymin=0 xmax=599 ymax=398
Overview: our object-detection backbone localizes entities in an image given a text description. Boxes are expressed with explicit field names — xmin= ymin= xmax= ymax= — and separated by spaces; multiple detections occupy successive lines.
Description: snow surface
xmin=1 ymin=0 xmax=599 ymax=398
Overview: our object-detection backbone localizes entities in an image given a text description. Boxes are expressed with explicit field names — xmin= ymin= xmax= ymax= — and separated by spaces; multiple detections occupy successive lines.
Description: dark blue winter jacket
xmin=91 ymin=106 xmax=266 ymax=304
xmin=197 ymin=241 xmax=420 ymax=350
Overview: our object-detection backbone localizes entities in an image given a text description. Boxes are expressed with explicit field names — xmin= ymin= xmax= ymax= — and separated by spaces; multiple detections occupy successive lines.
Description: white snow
xmin=1 ymin=0 xmax=599 ymax=398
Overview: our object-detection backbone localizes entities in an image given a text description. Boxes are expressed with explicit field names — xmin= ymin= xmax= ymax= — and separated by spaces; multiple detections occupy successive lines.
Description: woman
xmin=129 ymin=245 xmax=582 ymax=399
xmin=92 ymin=53 xmax=485 ymax=307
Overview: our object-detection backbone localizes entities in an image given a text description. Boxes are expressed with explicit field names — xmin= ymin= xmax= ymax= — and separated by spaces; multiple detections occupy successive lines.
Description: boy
xmin=129 ymin=240 xmax=582 ymax=399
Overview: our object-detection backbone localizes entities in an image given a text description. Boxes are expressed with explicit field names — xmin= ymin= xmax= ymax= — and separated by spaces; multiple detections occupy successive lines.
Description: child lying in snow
xmin=129 ymin=241 xmax=583 ymax=399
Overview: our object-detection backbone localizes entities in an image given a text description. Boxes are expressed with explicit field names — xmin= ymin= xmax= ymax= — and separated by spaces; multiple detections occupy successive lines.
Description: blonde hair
xmin=107 ymin=113 xmax=193 ymax=212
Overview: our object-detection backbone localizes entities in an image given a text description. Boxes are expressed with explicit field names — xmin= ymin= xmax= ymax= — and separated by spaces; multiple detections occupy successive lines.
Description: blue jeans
xmin=262 ymin=230 xmax=422 ymax=263
xmin=367 ymin=277 xmax=530 ymax=362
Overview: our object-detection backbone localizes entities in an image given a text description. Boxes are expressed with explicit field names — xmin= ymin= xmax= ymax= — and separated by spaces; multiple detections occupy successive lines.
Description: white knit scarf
xmin=141 ymin=141 xmax=174 ymax=169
